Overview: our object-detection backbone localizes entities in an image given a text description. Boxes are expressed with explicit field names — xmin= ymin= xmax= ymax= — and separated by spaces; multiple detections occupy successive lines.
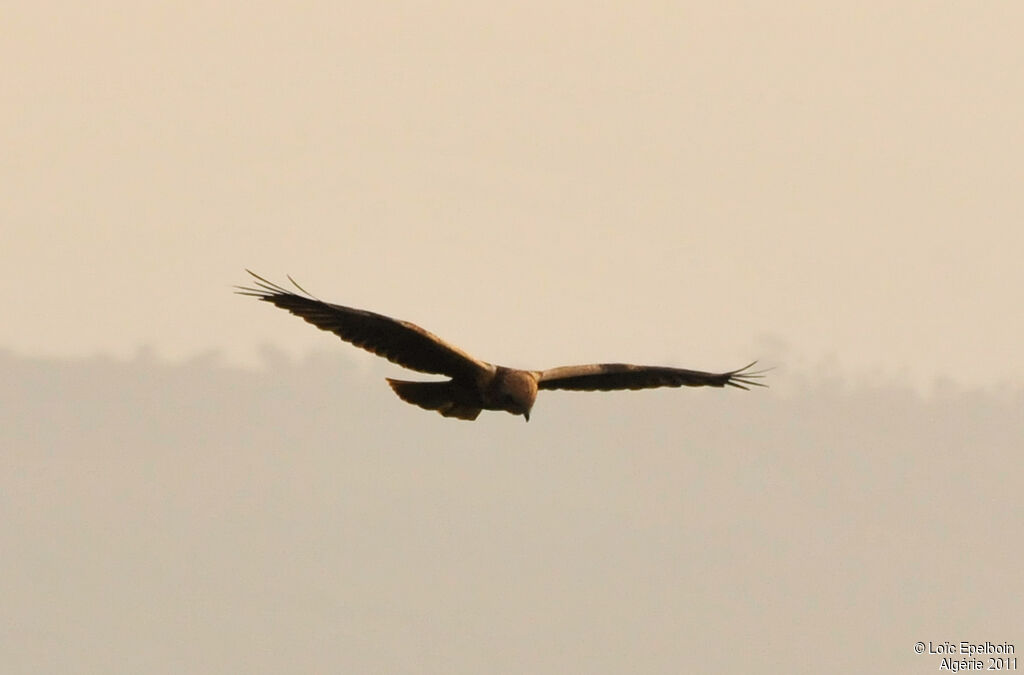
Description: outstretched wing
xmin=237 ymin=271 xmax=494 ymax=381
xmin=537 ymin=361 xmax=767 ymax=391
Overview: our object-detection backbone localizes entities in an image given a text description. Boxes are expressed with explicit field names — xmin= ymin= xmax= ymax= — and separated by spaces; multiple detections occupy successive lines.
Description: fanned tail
xmin=385 ymin=379 xmax=482 ymax=421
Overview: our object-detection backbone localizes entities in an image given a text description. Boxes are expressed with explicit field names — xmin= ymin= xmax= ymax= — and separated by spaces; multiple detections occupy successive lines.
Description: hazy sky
xmin=4 ymin=5 xmax=1023 ymax=673
xmin=4 ymin=1 xmax=1023 ymax=387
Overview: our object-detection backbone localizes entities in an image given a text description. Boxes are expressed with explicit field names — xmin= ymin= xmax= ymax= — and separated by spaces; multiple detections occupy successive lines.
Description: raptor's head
xmin=497 ymin=370 xmax=539 ymax=422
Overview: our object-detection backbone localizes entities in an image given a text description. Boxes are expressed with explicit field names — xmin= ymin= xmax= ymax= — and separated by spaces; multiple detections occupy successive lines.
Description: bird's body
xmin=237 ymin=271 xmax=766 ymax=421
xmin=386 ymin=366 xmax=539 ymax=420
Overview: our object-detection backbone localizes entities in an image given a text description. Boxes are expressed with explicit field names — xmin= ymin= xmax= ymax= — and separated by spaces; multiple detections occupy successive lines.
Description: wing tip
xmin=234 ymin=270 xmax=318 ymax=301
xmin=725 ymin=360 xmax=772 ymax=390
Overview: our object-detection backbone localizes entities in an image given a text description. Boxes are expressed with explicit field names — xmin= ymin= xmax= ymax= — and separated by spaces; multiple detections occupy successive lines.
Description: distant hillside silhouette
xmin=2 ymin=348 xmax=1021 ymax=674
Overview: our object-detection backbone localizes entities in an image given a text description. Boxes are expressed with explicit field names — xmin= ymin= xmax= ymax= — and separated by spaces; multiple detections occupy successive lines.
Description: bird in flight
xmin=237 ymin=271 xmax=767 ymax=421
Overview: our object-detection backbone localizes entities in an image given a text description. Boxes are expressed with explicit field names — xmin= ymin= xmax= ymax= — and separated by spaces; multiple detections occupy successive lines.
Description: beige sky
xmin=4 ymin=2 xmax=1022 ymax=387
xmin=4 ymin=6 xmax=1023 ymax=673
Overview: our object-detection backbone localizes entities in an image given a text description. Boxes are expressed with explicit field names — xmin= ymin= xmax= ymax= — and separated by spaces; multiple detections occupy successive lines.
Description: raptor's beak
xmin=524 ymin=411 xmax=530 ymax=422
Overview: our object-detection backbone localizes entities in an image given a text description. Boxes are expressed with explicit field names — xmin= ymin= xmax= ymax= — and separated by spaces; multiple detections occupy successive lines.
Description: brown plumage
xmin=237 ymin=271 xmax=767 ymax=421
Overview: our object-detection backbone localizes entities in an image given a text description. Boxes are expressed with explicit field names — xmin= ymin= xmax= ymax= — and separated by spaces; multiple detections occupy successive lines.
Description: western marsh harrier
xmin=238 ymin=271 xmax=766 ymax=421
